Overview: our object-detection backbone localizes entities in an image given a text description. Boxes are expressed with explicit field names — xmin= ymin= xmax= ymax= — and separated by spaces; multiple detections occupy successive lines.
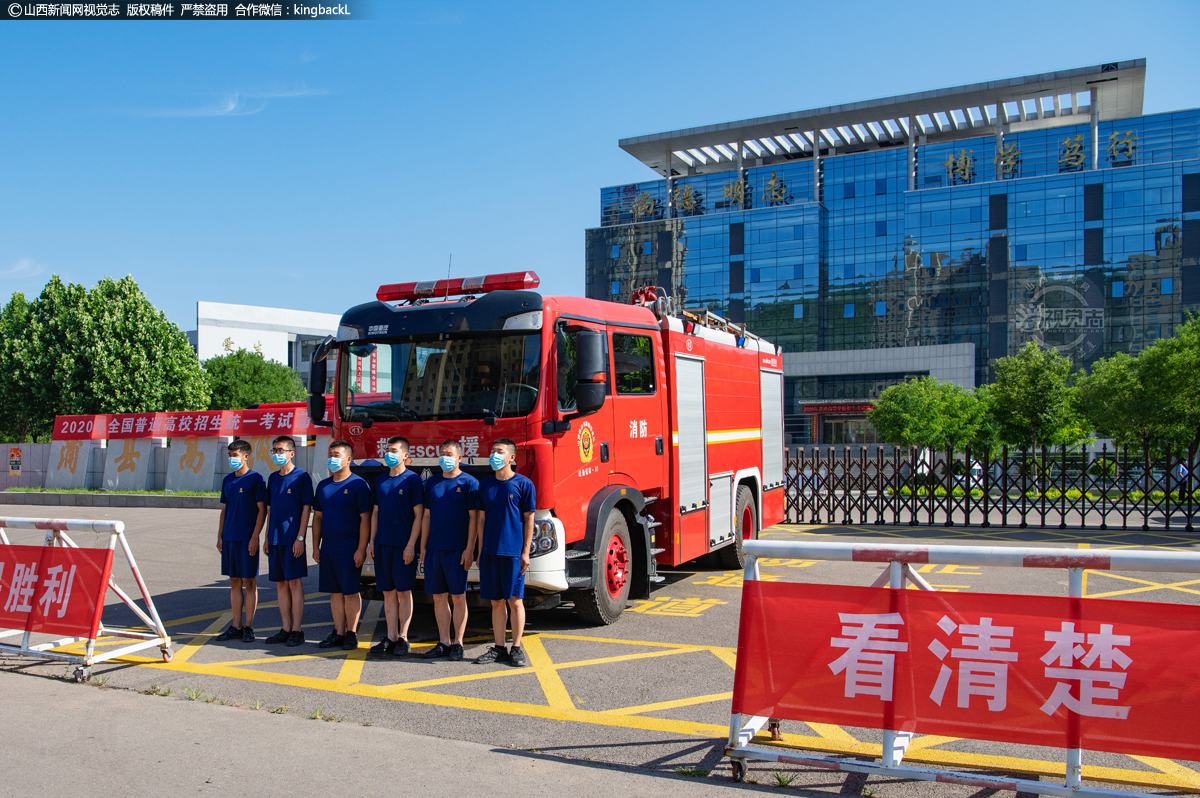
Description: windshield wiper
xmin=481 ymin=408 xmax=498 ymax=426
xmin=399 ymin=408 xmax=421 ymax=422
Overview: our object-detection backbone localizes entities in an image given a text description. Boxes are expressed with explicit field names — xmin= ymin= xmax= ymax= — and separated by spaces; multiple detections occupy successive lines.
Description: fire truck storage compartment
xmin=760 ymin=370 xmax=784 ymax=490
xmin=709 ymin=472 xmax=733 ymax=549
xmin=674 ymin=354 xmax=709 ymax=563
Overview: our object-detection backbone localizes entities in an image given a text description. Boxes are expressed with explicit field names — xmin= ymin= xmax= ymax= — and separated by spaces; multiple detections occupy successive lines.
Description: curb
xmin=0 ymin=492 xmax=221 ymax=510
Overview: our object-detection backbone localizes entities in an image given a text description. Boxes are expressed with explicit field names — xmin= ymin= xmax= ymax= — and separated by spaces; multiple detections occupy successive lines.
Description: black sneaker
xmin=318 ymin=632 xmax=345 ymax=649
xmin=448 ymin=643 xmax=464 ymax=661
xmin=423 ymin=642 xmax=449 ymax=659
xmin=286 ymin=631 xmax=305 ymax=647
xmin=508 ymin=646 xmax=528 ymax=667
xmin=341 ymin=631 xmax=359 ymax=651
xmin=370 ymin=638 xmax=396 ymax=655
xmin=242 ymin=626 xmax=255 ymax=642
xmin=393 ymin=639 xmax=411 ymax=656
xmin=474 ymin=645 xmax=510 ymax=664
xmin=214 ymin=626 xmax=242 ymax=642
xmin=265 ymin=629 xmax=290 ymax=645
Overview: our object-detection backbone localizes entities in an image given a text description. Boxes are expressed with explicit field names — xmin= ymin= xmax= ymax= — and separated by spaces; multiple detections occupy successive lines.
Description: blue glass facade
xmin=586 ymin=109 xmax=1200 ymax=393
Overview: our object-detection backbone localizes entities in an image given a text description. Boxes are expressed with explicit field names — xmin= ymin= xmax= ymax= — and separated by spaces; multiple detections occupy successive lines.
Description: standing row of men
xmin=214 ymin=435 xmax=536 ymax=667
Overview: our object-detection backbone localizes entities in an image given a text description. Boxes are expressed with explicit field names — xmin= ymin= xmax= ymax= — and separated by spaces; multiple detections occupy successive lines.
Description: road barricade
xmin=727 ymin=539 xmax=1200 ymax=797
xmin=0 ymin=516 xmax=172 ymax=681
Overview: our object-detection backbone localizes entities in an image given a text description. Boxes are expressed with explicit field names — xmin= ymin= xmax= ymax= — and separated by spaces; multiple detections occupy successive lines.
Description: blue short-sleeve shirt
xmin=265 ymin=468 xmax=313 ymax=545
xmin=423 ymin=472 xmax=479 ymax=552
xmin=373 ymin=469 xmax=424 ymax=548
xmin=479 ymin=473 xmax=536 ymax=556
xmin=314 ymin=473 xmax=372 ymax=554
xmin=221 ymin=470 xmax=266 ymax=542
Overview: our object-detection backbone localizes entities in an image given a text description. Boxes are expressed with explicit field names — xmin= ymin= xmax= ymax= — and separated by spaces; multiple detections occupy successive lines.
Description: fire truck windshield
xmin=338 ymin=333 xmax=541 ymax=422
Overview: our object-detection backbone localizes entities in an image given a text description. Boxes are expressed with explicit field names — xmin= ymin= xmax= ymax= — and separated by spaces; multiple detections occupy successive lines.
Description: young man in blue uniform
xmin=420 ymin=439 xmax=480 ymax=661
xmin=215 ymin=439 xmax=267 ymax=643
xmin=263 ymin=435 xmax=313 ymax=648
xmin=312 ymin=440 xmax=372 ymax=651
xmin=472 ymin=438 xmax=536 ymax=667
xmin=368 ymin=436 xmax=424 ymax=656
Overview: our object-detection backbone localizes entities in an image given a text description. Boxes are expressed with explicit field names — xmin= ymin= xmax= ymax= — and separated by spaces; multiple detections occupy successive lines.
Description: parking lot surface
xmin=4 ymin=507 xmax=1200 ymax=795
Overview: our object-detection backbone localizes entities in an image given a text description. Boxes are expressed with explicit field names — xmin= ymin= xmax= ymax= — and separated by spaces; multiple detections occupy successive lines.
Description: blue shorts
xmin=374 ymin=543 xmax=418 ymax=592
xmin=479 ymin=554 xmax=525 ymax=601
xmin=318 ymin=551 xmax=362 ymax=596
xmin=268 ymin=542 xmax=308 ymax=583
xmin=423 ymin=549 xmax=468 ymax=596
xmin=222 ymin=541 xmax=259 ymax=579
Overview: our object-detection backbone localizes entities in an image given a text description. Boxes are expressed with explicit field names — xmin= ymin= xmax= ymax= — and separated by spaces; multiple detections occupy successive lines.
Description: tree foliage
xmin=0 ymin=292 xmax=35 ymax=441
xmin=0 ymin=275 xmax=210 ymax=441
xmin=988 ymin=342 xmax=1089 ymax=450
xmin=868 ymin=377 xmax=988 ymax=453
xmin=203 ymin=349 xmax=307 ymax=411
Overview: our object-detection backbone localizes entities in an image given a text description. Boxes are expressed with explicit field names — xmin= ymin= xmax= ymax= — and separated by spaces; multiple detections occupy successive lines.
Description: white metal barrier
xmin=726 ymin=538 xmax=1200 ymax=797
xmin=0 ymin=517 xmax=172 ymax=681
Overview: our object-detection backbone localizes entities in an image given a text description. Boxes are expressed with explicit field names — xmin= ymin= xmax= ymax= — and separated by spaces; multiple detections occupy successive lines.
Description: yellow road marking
xmin=172 ymin=613 xmax=230 ymax=665
xmin=604 ymin=692 xmax=731 ymax=716
xmin=805 ymin=722 xmax=865 ymax=750
xmin=904 ymin=735 xmax=960 ymax=751
xmin=522 ymin=636 xmax=574 ymax=710
xmin=336 ymin=601 xmax=381 ymax=686
xmin=1131 ymin=756 xmax=1200 ymax=788
xmin=1084 ymin=572 xmax=1200 ymax=599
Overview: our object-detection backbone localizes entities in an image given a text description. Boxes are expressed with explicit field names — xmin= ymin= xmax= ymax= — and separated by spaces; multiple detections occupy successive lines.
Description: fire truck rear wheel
xmin=574 ymin=509 xmax=632 ymax=626
xmin=717 ymin=485 xmax=757 ymax=570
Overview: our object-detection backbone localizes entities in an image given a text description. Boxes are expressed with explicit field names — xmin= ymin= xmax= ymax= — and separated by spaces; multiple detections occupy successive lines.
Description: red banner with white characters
xmin=733 ymin=581 xmax=1200 ymax=761
xmin=52 ymin=406 xmax=328 ymax=441
xmin=0 ymin=544 xmax=114 ymax=638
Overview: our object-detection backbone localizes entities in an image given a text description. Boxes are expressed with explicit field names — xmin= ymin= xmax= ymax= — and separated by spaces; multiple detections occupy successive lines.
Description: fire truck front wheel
xmin=717 ymin=485 xmax=758 ymax=570
xmin=573 ymin=509 xmax=632 ymax=626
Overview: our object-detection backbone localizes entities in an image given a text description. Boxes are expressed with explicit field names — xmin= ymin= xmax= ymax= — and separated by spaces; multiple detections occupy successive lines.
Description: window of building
xmin=875 ymin=178 xmax=887 ymax=196
xmin=794 ymin=303 xmax=804 ymax=319
xmin=610 ymin=244 xmax=620 ymax=259
xmin=875 ymin=221 xmax=887 ymax=237
xmin=843 ymin=303 xmax=855 ymax=319
xmin=1162 ymin=277 xmax=1174 ymax=295
xmin=875 ymin=301 xmax=886 ymax=316
xmin=1112 ymin=280 xmax=1124 ymax=298
xmin=611 ymin=280 xmax=620 ymax=296
xmin=612 ymin=333 xmax=655 ymax=395
xmin=843 ymin=182 xmax=855 ymax=199
xmin=642 ymin=241 xmax=652 ymax=256
xmin=1014 ymin=244 xmax=1027 ymax=260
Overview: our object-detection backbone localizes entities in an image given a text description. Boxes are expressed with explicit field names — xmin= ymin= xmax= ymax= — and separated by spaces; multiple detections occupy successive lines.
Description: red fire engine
xmin=307 ymin=271 xmax=784 ymax=624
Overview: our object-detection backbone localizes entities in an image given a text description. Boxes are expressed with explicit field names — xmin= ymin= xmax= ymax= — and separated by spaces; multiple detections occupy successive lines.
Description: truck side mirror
xmin=308 ymin=336 xmax=333 ymax=427
xmin=574 ymin=328 xmax=606 ymax=415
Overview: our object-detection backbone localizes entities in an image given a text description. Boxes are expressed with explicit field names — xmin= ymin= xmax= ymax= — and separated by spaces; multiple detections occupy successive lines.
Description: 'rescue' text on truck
xmin=306 ymin=271 xmax=784 ymax=624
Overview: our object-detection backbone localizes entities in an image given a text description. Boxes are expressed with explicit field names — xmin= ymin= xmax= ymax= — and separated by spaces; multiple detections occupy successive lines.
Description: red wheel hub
xmin=741 ymin=505 xmax=754 ymax=541
xmin=604 ymin=534 xmax=629 ymax=598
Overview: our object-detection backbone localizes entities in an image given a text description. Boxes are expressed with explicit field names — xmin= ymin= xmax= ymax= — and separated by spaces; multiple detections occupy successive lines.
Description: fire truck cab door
xmin=609 ymin=327 xmax=665 ymax=490
xmin=552 ymin=323 xmax=613 ymax=537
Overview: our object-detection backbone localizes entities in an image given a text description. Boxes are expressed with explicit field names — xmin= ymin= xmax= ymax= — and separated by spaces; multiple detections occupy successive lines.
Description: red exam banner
xmin=733 ymin=581 xmax=1200 ymax=762
xmin=52 ymin=407 xmax=326 ymax=441
xmin=0 ymin=544 xmax=114 ymax=638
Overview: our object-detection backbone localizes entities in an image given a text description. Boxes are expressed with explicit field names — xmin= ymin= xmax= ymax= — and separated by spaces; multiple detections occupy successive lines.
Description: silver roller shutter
xmin=760 ymin=370 xmax=784 ymax=489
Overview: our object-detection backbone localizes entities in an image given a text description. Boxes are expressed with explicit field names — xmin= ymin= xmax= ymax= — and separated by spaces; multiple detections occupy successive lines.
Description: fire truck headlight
xmin=530 ymin=518 xmax=558 ymax=557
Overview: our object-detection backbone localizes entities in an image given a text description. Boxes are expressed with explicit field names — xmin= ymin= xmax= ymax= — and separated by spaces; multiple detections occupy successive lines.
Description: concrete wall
xmin=0 ymin=443 xmax=50 ymax=491
xmin=784 ymin=342 xmax=976 ymax=388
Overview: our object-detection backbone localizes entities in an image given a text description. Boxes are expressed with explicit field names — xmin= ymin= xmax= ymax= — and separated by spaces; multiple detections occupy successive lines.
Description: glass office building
xmin=585 ymin=60 xmax=1200 ymax=444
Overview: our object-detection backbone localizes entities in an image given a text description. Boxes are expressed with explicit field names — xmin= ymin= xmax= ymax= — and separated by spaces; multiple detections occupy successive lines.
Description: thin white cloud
xmin=135 ymin=85 xmax=329 ymax=118
xmin=0 ymin=258 xmax=43 ymax=279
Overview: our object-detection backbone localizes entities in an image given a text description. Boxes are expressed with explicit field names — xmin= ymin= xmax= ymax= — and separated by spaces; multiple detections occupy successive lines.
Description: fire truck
xmin=306 ymin=271 xmax=785 ymax=624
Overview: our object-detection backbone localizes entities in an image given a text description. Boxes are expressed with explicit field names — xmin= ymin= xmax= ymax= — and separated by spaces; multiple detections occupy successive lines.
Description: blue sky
xmin=2 ymin=0 xmax=1198 ymax=328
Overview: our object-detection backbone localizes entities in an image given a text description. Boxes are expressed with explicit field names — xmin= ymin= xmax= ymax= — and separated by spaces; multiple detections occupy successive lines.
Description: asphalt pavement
xmin=3 ymin=506 xmax=1200 ymax=796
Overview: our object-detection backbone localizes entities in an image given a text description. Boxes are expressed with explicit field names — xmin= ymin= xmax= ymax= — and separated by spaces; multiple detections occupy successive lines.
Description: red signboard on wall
xmin=0 ymin=544 xmax=114 ymax=638
xmin=733 ymin=581 xmax=1200 ymax=761
xmin=52 ymin=407 xmax=325 ymax=441
xmin=802 ymin=403 xmax=874 ymax=414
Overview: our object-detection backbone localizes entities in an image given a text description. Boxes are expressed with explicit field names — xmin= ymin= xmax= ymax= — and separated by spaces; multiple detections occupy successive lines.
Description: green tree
xmin=1073 ymin=351 xmax=1180 ymax=453
xmin=868 ymin=376 xmax=986 ymax=453
xmin=989 ymin=342 xmax=1089 ymax=451
xmin=17 ymin=275 xmax=210 ymax=439
xmin=0 ymin=293 xmax=35 ymax=441
xmin=204 ymin=349 xmax=307 ymax=410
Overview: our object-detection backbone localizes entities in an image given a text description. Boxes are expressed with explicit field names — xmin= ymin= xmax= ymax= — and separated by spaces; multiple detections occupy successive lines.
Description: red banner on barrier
xmin=52 ymin=406 xmax=327 ymax=441
xmin=0 ymin=544 xmax=114 ymax=638
xmin=733 ymin=582 xmax=1200 ymax=762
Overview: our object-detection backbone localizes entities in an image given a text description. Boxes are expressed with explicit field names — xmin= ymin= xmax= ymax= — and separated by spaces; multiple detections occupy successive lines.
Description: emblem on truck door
xmin=577 ymin=421 xmax=595 ymax=464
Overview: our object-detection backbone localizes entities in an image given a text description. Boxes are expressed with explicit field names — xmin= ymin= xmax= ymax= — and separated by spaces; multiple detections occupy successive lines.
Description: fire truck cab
xmin=307 ymin=271 xmax=784 ymax=624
